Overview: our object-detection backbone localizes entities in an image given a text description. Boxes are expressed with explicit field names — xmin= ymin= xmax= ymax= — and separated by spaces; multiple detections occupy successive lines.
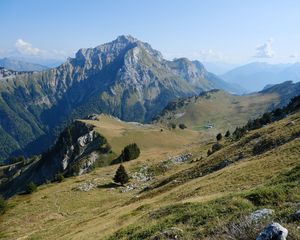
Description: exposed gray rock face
xmin=250 ymin=209 xmax=274 ymax=222
xmin=0 ymin=121 xmax=109 ymax=197
xmin=256 ymin=222 xmax=288 ymax=240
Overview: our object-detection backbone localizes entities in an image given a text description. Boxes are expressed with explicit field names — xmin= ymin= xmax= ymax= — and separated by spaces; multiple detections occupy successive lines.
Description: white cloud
xmin=254 ymin=38 xmax=275 ymax=58
xmin=11 ymin=39 xmax=71 ymax=59
xmin=15 ymin=39 xmax=44 ymax=56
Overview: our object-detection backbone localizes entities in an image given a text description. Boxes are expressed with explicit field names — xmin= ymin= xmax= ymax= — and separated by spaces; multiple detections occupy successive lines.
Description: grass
xmin=155 ymin=90 xmax=281 ymax=133
xmin=0 ymin=112 xmax=299 ymax=239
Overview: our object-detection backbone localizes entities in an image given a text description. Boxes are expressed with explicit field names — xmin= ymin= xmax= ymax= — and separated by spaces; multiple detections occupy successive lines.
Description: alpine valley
xmin=0 ymin=35 xmax=300 ymax=240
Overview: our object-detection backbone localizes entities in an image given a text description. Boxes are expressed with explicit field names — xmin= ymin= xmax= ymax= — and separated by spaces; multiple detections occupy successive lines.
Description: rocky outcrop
xmin=249 ymin=209 xmax=274 ymax=222
xmin=0 ymin=121 xmax=110 ymax=198
xmin=256 ymin=222 xmax=288 ymax=240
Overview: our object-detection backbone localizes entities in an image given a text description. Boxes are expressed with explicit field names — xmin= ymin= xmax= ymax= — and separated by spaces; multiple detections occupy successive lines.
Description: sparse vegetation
xmin=25 ymin=182 xmax=37 ymax=194
xmin=8 ymin=155 xmax=25 ymax=164
xmin=178 ymin=123 xmax=187 ymax=129
xmin=54 ymin=172 xmax=65 ymax=183
xmin=0 ymin=196 xmax=7 ymax=214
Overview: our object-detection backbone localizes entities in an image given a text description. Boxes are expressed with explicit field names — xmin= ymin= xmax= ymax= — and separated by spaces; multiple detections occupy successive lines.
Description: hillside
xmin=0 ymin=98 xmax=299 ymax=239
xmin=0 ymin=35 xmax=237 ymax=163
xmin=221 ymin=62 xmax=300 ymax=92
xmin=154 ymin=81 xmax=300 ymax=133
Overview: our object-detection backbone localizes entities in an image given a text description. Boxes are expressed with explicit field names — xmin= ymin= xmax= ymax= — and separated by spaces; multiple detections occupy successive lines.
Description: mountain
xmin=154 ymin=81 xmax=300 ymax=132
xmin=168 ymin=58 xmax=245 ymax=94
xmin=221 ymin=62 xmax=300 ymax=92
xmin=0 ymin=35 xmax=239 ymax=163
xmin=203 ymin=61 xmax=238 ymax=75
xmin=0 ymin=95 xmax=299 ymax=239
xmin=0 ymin=57 xmax=48 ymax=71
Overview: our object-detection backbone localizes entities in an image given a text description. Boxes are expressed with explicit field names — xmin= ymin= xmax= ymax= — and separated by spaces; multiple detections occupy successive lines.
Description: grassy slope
xmin=155 ymin=90 xmax=280 ymax=133
xmin=0 ymin=112 xmax=299 ymax=239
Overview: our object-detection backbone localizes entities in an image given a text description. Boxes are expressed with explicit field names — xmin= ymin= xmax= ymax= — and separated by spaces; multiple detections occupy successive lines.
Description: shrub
xmin=55 ymin=172 xmax=64 ymax=183
xmin=9 ymin=155 xmax=25 ymax=164
xmin=113 ymin=164 xmax=129 ymax=185
xmin=207 ymin=149 xmax=212 ymax=156
xmin=212 ymin=143 xmax=222 ymax=152
xmin=225 ymin=130 xmax=231 ymax=138
xmin=252 ymin=139 xmax=277 ymax=155
xmin=169 ymin=123 xmax=176 ymax=129
xmin=25 ymin=182 xmax=37 ymax=194
xmin=120 ymin=143 xmax=140 ymax=162
xmin=0 ymin=196 xmax=7 ymax=214
xmin=216 ymin=133 xmax=222 ymax=141
xmin=178 ymin=123 xmax=187 ymax=129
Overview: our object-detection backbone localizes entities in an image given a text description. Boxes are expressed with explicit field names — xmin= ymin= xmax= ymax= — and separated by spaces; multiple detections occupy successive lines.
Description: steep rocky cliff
xmin=0 ymin=121 xmax=110 ymax=197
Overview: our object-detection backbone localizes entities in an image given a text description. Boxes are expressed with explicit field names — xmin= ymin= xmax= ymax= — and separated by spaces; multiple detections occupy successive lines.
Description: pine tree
xmin=216 ymin=133 xmax=222 ymax=141
xmin=225 ymin=130 xmax=231 ymax=138
xmin=113 ymin=165 xmax=129 ymax=185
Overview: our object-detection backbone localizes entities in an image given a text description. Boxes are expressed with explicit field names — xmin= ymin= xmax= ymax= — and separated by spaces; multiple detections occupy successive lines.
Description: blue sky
xmin=1 ymin=0 xmax=300 ymax=64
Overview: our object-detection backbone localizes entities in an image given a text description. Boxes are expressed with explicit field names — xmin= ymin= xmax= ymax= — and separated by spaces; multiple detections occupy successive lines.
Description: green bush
xmin=225 ymin=130 xmax=231 ymax=138
xmin=120 ymin=143 xmax=140 ymax=162
xmin=216 ymin=133 xmax=222 ymax=141
xmin=178 ymin=123 xmax=187 ymax=129
xmin=212 ymin=143 xmax=222 ymax=152
xmin=25 ymin=182 xmax=37 ymax=194
xmin=55 ymin=172 xmax=64 ymax=183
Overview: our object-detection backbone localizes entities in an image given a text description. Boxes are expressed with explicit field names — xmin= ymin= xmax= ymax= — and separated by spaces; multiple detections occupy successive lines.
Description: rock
xmin=249 ymin=208 xmax=274 ymax=222
xmin=151 ymin=227 xmax=183 ymax=240
xmin=286 ymin=121 xmax=295 ymax=126
xmin=77 ymin=181 xmax=95 ymax=192
xmin=256 ymin=222 xmax=288 ymax=240
xmin=169 ymin=153 xmax=192 ymax=164
xmin=290 ymin=210 xmax=300 ymax=221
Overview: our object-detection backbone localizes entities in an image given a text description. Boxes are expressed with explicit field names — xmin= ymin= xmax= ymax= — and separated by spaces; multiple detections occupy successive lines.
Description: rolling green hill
xmin=154 ymin=82 xmax=300 ymax=133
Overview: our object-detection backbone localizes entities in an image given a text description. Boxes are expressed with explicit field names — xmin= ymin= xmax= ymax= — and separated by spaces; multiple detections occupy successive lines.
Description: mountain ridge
xmin=0 ymin=35 xmax=238 ymax=162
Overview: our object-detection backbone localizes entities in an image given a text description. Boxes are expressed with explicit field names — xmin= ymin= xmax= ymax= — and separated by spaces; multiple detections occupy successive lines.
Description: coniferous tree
xmin=225 ymin=130 xmax=231 ymax=138
xmin=113 ymin=165 xmax=129 ymax=185
xmin=216 ymin=133 xmax=222 ymax=141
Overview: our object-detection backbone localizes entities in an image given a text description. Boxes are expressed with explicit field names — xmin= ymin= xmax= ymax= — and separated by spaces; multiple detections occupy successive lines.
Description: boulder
xmin=249 ymin=208 xmax=274 ymax=222
xmin=256 ymin=222 xmax=288 ymax=240
xmin=151 ymin=227 xmax=183 ymax=240
xmin=290 ymin=210 xmax=300 ymax=221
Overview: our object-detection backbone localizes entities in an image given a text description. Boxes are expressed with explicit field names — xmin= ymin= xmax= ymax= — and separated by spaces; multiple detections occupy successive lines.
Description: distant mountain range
xmin=221 ymin=62 xmax=300 ymax=92
xmin=0 ymin=58 xmax=48 ymax=71
xmin=0 ymin=35 xmax=241 ymax=162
